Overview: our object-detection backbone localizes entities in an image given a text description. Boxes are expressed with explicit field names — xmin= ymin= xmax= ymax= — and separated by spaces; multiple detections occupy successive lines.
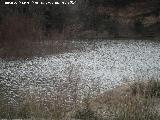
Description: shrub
xmin=73 ymin=108 xmax=99 ymax=120
xmin=114 ymin=96 xmax=160 ymax=120
xmin=129 ymin=80 xmax=160 ymax=98
xmin=146 ymin=80 xmax=160 ymax=97
xmin=130 ymin=81 xmax=146 ymax=96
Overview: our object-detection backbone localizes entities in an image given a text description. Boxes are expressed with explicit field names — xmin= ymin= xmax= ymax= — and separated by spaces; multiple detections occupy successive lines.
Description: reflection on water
xmin=0 ymin=39 xmax=160 ymax=101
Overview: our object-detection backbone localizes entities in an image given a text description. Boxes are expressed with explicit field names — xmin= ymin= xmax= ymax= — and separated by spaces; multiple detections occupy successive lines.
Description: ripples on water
xmin=0 ymin=39 xmax=160 ymax=103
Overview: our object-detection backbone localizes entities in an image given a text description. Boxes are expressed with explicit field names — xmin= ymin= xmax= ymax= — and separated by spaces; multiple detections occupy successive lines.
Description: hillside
xmin=79 ymin=0 xmax=160 ymax=38
xmin=0 ymin=0 xmax=160 ymax=44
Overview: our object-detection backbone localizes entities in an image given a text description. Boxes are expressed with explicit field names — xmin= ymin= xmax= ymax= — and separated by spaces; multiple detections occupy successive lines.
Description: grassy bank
xmin=1 ymin=78 xmax=160 ymax=120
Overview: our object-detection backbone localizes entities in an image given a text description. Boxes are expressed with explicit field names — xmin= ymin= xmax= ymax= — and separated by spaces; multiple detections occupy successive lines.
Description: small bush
xmin=130 ymin=80 xmax=160 ymax=98
xmin=146 ymin=80 xmax=160 ymax=97
xmin=73 ymin=108 xmax=99 ymax=120
xmin=114 ymin=96 xmax=160 ymax=120
xmin=130 ymin=81 xmax=146 ymax=96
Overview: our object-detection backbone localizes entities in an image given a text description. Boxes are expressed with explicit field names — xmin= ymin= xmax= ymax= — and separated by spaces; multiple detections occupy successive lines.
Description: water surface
xmin=0 ymin=39 xmax=160 ymax=102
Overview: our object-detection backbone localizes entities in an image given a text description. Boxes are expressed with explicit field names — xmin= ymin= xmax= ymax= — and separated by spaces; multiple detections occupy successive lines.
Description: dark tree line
xmin=0 ymin=0 xmax=160 ymax=42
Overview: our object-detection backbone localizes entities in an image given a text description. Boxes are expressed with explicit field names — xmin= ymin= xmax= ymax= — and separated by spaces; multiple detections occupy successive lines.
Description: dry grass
xmin=1 ymin=78 xmax=160 ymax=119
